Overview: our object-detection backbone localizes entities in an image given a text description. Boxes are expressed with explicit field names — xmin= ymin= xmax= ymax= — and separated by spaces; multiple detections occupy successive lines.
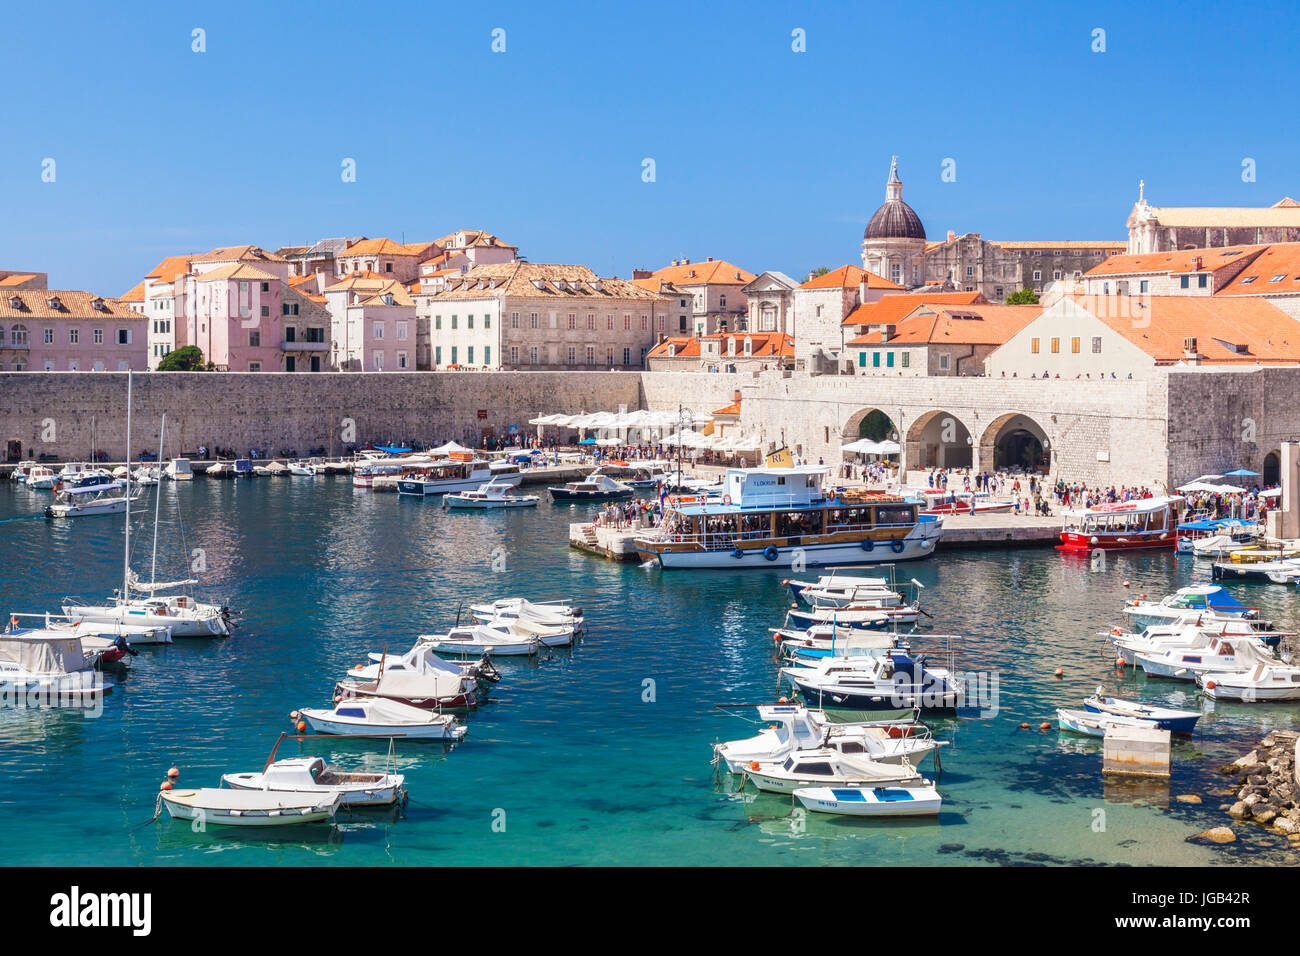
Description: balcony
xmin=280 ymin=340 xmax=330 ymax=352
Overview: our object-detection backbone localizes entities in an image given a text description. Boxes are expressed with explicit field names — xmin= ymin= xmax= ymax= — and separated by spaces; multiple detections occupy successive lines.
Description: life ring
xmin=763 ymin=546 xmax=778 ymax=561
xmin=861 ymin=538 xmax=875 ymax=552
xmin=722 ymin=494 xmax=732 ymax=506
xmin=891 ymin=540 xmax=905 ymax=554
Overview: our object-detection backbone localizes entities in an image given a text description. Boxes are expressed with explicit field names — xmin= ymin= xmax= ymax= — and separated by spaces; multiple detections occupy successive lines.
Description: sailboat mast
xmin=123 ymin=370 xmax=133 ymax=599
xmin=151 ymin=414 xmax=166 ymax=586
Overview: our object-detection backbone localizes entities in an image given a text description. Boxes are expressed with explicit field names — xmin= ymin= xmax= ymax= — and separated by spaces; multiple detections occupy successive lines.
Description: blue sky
xmin=2 ymin=0 xmax=1298 ymax=294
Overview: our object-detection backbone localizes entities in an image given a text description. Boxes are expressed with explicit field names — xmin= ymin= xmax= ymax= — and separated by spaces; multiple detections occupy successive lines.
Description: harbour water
xmin=2 ymin=476 xmax=1298 ymax=866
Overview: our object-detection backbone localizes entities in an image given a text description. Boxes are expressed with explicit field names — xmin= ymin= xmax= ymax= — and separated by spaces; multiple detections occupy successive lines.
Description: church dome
xmin=863 ymin=158 xmax=926 ymax=241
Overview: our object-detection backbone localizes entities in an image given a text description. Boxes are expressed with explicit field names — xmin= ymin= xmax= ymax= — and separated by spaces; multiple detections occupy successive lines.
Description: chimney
xmin=632 ymin=269 xmax=652 ymax=279
xmin=1192 ymin=255 xmax=1203 ymax=271
xmin=733 ymin=389 xmax=741 ymax=402
xmin=706 ymin=256 xmax=713 ymax=262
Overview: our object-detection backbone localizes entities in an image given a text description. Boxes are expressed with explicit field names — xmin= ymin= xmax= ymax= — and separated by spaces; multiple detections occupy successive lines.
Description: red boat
xmin=1058 ymin=495 xmax=1185 ymax=551
xmin=915 ymin=488 xmax=1014 ymax=516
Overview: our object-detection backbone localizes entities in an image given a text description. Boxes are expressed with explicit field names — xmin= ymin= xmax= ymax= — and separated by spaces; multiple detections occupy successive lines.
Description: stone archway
xmin=979 ymin=412 xmax=1051 ymax=475
xmin=1264 ymin=451 xmax=1281 ymax=488
xmin=906 ymin=409 xmax=973 ymax=470
xmin=843 ymin=407 xmax=898 ymax=443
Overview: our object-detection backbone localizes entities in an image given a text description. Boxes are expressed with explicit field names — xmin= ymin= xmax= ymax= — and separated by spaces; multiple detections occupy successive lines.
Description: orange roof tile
xmin=1084 ymin=246 xmax=1266 ymax=277
xmin=841 ymin=291 xmax=985 ymax=327
xmin=846 ymin=303 xmax=1038 ymax=347
xmin=647 ymin=331 xmax=793 ymax=360
xmin=1077 ymin=295 xmax=1300 ymax=364
xmin=342 ymin=238 xmax=436 ymax=258
xmin=145 ymin=254 xmax=197 ymax=283
xmin=800 ymin=264 xmax=903 ymax=291
xmin=1216 ymin=244 xmax=1300 ymax=296
xmin=651 ymin=260 xmax=754 ymax=286
xmin=713 ymin=401 xmax=742 ymax=415
xmin=120 ymin=281 xmax=146 ymax=302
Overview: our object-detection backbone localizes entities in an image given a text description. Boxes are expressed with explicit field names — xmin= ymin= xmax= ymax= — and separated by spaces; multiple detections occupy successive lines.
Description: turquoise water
xmin=1 ymin=476 xmax=1298 ymax=866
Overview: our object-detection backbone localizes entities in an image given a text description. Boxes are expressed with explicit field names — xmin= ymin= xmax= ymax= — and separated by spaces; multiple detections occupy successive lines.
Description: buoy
xmin=160 ymin=781 xmax=172 ymax=791
xmin=1205 ymin=681 xmax=1216 ymax=690
xmin=1140 ymin=593 xmax=1146 ymax=599
xmin=750 ymin=761 xmax=761 ymax=771
xmin=1123 ymin=581 xmax=1130 ymax=588
xmin=1019 ymin=722 xmax=1030 ymax=729
xmin=167 ymin=767 xmax=179 ymax=779
xmin=1040 ymin=721 xmax=1051 ymax=731
xmin=1110 ymin=627 xmax=1121 ymax=636
xmin=1054 ymin=667 xmax=1064 ymax=677
xmin=296 ymin=721 xmax=307 ymax=733
xmin=1115 ymin=657 xmax=1126 ymax=667
xmin=778 ymin=697 xmax=788 ymax=704
xmin=289 ymin=710 xmax=299 ymax=720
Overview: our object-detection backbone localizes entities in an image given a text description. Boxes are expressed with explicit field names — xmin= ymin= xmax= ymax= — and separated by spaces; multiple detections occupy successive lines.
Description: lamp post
xmin=676 ymin=403 xmax=694 ymax=491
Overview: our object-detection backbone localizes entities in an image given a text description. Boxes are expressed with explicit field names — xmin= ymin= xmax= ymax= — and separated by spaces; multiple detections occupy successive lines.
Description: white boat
xmin=345 ymin=640 xmax=500 ymax=683
xmin=794 ymin=783 xmax=942 ymax=817
xmin=132 ymin=465 xmax=161 ymax=486
xmin=9 ymin=461 xmax=35 ymax=482
xmin=1135 ymin=632 xmax=1277 ymax=680
xmin=468 ymin=598 xmax=583 ymax=631
xmin=0 ymin=630 xmax=115 ymax=699
xmin=1083 ymin=694 xmax=1200 ymax=732
xmin=206 ymin=462 xmax=233 ymax=478
xmin=25 ymin=466 xmax=59 ymax=489
xmin=1122 ymin=585 xmax=1257 ymax=630
xmin=1055 ymin=708 xmax=1159 ymax=737
xmin=548 ymin=472 xmax=636 ymax=502
xmin=164 ymin=458 xmax=193 ymax=481
xmin=398 ymin=457 xmax=512 ymax=495
xmin=222 ymin=756 xmax=405 ymax=807
xmin=296 ymin=697 xmax=467 ymax=739
xmin=779 ymin=627 xmax=905 ymax=664
xmin=417 ymin=624 xmax=541 ymax=657
xmin=1108 ymin=615 xmax=1264 ymax=666
xmin=782 ymin=652 xmax=966 ymax=711
xmin=1197 ymin=663 xmax=1300 ymax=701
xmin=288 ymin=460 xmax=318 ymax=477
xmin=635 ymin=467 xmax=943 ymax=569
xmin=443 ymin=480 xmax=540 ymax=509
xmin=336 ymin=665 xmax=479 ymax=709
xmin=714 ymin=703 xmax=939 ymax=773
xmin=742 ymin=748 xmax=923 ymax=794
xmin=8 ymin=610 xmax=171 ymax=646
xmin=159 ymin=788 xmax=341 ymax=827
xmin=44 ymin=481 xmax=141 ymax=519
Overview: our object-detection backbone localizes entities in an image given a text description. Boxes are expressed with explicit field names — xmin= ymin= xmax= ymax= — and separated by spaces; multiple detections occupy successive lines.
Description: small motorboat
xmin=0 ymin=628 xmax=116 ymax=699
xmin=222 ymin=756 xmax=405 ymax=807
xmin=25 ymin=466 xmax=59 ymax=490
xmin=335 ymin=666 xmax=478 ymax=710
xmin=1082 ymin=694 xmax=1200 ymax=733
xmin=548 ymin=473 xmax=634 ymax=502
xmin=159 ymin=788 xmax=341 ymax=827
xmin=782 ymin=652 xmax=965 ymax=712
xmin=418 ymin=624 xmax=540 ymax=657
xmin=742 ymin=748 xmax=923 ymax=794
xmin=132 ymin=466 xmax=160 ymax=486
xmin=288 ymin=461 xmax=318 ymax=477
xmin=9 ymin=461 xmax=36 ymax=483
xmin=44 ymin=481 xmax=141 ymax=519
xmin=443 ymin=480 xmax=540 ymax=509
xmin=1056 ymin=708 xmax=1159 ymax=737
xmin=794 ymin=783 xmax=942 ymax=817
xmin=1135 ymin=633 xmax=1277 ymax=681
xmin=788 ymin=577 xmax=904 ymax=610
xmin=164 ymin=458 xmax=193 ymax=481
xmin=468 ymin=598 xmax=583 ymax=632
xmin=296 ymin=697 xmax=468 ymax=739
xmin=1197 ymin=663 xmax=1300 ymax=701
xmin=206 ymin=462 xmax=234 ymax=479
xmin=346 ymin=642 xmax=501 ymax=684
xmin=1107 ymin=615 xmax=1268 ymax=665
xmin=1121 ymin=585 xmax=1257 ymax=630
xmin=1212 ymin=556 xmax=1300 ymax=580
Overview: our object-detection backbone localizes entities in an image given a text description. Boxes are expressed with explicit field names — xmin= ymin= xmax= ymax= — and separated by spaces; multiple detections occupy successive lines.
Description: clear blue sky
xmin=2 ymin=0 xmax=1298 ymax=295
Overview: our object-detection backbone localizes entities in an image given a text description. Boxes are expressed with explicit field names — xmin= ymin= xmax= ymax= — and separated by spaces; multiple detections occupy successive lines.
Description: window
xmin=451 ymin=315 xmax=457 ymax=329
xmin=586 ymin=346 xmax=594 ymax=365
xmin=901 ymin=352 xmax=910 ymax=368
xmin=69 ymin=328 xmax=79 ymax=344
xmin=248 ymin=330 xmax=260 ymax=347
xmin=116 ymin=329 xmax=132 ymax=345
xmin=530 ymin=313 xmax=539 ymax=329
xmin=529 ymin=346 xmax=538 ymax=364
xmin=965 ymin=267 xmax=973 ymax=277
xmin=1240 ymin=276 xmax=1257 ymax=285
xmin=568 ymin=314 xmax=576 ymax=330
xmin=282 ymin=303 xmax=290 ymax=315
xmin=1139 ymin=280 xmax=1149 ymax=293
xmin=1198 ymin=275 xmax=1208 ymax=288
xmin=467 ymin=346 xmax=474 ymax=364
xmin=260 ymin=282 xmax=269 ymax=292
xmin=249 ymin=361 xmax=262 ymax=372
xmin=1070 ymin=337 xmax=1080 ymax=354
xmin=43 ymin=328 xmax=54 ymax=344
xmin=396 ymin=322 xmax=408 ymax=340
xmin=607 ymin=347 xmax=614 ymax=366
xmin=872 ymin=352 xmax=881 ymax=367
xmin=93 ymin=328 xmax=103 ymax=344
xmin=938 ymin=354 xmax=950 ymax=371
xmin=640 ymin=315 xmax=648 ymax=331
xmin=1033 ymin=270 xmax=1041 ymax=281
xmin=396 ymin=351 xmax=408 ymax=370
xmin=286 ymin=356 xmax=296 ymax=372
xmin=484 ymin=346 xmax=490 ymax=365
xmin=451 ymin=346 xmax=457 ymax=364
xmin=435 ymin=346 xmax=442 ymax=365
xmin=435 ymin=315 xmax=442 ymax=329
xmin=885 ymin=352 xmax=894 ymax=368
xmin=1050 ymin=337 xmax=1060 ymax=354
xmin=373 ymin=323 xmax=384 ymax=340
xmin=284 ymin=326 xmax=296 ymax=342
xmin=587 ymin=314 xmax=595 ymax=330
xmin=384 ymin=262 xmax=393 ymax=273
xmin=373 ymin=352 xmax=383 ymax=371
xmin=510 ymin=312 xmax=519 ymax=329
xmin=720 ymin=295 xmax=727 ymax=308
xmin=1031 ymin=337 xmax=1040 ymax=354
xmin=510 ymin=346 xmax=519 ymax=365
xmin=567 ymin=346 xmax=576 ymax=364
xmin=1092 ymin=336 xmax=1102 ymax=354
xmin=260 ymin=306 xmax=269 ymax=317
xmin=858 ymin=352 xmax=867 ymax=368
xmin=623 ymin=315 xmax=631 ymax=330
xmin=623 ymin=348 xmax=631 ymax=365
xmin=657 ymin=315 xmax=665 ymax=331
xmin=484 ymin=315 xmax=490 ymax=329
xmin=607 ymin=315 xmax=614 ymax=330
xmin=292 ymin=304 xmax=298 ymax=316
xmin=1180 ymin=276 xmax=1190 ymax=289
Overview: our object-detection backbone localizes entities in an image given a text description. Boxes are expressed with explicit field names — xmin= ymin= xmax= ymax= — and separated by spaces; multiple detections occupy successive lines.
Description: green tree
xmin=1004 ymin=287 xmax=1040 ymax=305
xmin=810 ymin=266 xmax=831 ymax=279
xmin=156 ymin=346 xmax=207 ymax=371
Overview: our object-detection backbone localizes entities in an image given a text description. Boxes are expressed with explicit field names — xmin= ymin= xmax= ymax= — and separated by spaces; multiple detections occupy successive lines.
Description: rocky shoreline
xmin=1200 ymin=730 xmax=1300 ymax=845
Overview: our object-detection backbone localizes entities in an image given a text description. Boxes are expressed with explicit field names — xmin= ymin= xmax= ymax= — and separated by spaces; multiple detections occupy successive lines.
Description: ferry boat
xmin=396 ymin=454 xmax=517 ymax=496
xmin=634 ymin=466 xmax=943 ymax=569
xmin=1058 ymin=496 xmax=1185 ymax=552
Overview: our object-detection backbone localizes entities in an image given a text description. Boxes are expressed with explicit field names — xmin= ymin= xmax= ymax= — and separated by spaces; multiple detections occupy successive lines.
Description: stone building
xmin=740 ymin=271 xmax=799 ymax=335
xmin=0 ymin=289 xmax=147 ymax=371
xmin=336 ymin=239 xmax=437 ymax=284
xmin=1126 ymin=183 xmax=1300 ymax=254
xmin=423 ymin=262 xmax=675 ymax=370
xmin=645 ymin=330 xmax=794 ymax=372
xmin=634 ymin=258 xmax=754 ymax=336
xmin=792 ymin=265 xmax=905 ymax=370
xmin=846 ymin=301 xmax=1037 ymax=377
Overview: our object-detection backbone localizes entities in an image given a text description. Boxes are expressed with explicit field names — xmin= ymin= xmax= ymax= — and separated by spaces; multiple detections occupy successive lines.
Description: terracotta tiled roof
xmin=647 ymin=331 xmax=794 ymax=359
xmin=120 ymin=281 xmax=146 ymax=302
xmin=433 ymin=229 xmax=517 ymax=251
xmin=429 ymin=262 xmax=667 ymax=301
xmin=1085 ymin=246 xmax=1266 ymax=277
xmin=846 ymin=303 xmax=1038 ymax=347
xmin=799 ymin=264 xmax=902 ymax=291
xmin=992 ymin=241 xmax=1127 ymax=250
xmin=145 ymin=254 xmax=197 ymax=283
xmin=355 ymin=280 xmax=414 ymax=308
xmin=713 ymin=400 xmax=742 ymax=415
xmin=193 ymin=245 xmax=287 ymax=264
xmin=0 ymin=274 xmax=39 ymax=287
xmin=1076 ymin=295 xmax=1300 ymax=364
xmin=841 ymin=291 xmax=985 ymax=327
xmin=341 ymin=238 xmax=435 ymax=258
xmin=651 ymin=260 xmax=754 ymax=286
xmin=192 ymin=264 xmax=278 ymax=282
xmin=0 ymin=289 xmax=142 ymax=320
xmin=1216 ymin=244 xmax=1300 ymax=296
xmin=324 ymin=272 xmax=392 ymax=293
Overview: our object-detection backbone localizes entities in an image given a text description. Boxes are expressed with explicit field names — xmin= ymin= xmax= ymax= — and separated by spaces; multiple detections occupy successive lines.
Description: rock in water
xmin=1175 ymin=794 xmax=1202 ymax=804
xmin=1188 ymin=826 xmax=1237 ymax=844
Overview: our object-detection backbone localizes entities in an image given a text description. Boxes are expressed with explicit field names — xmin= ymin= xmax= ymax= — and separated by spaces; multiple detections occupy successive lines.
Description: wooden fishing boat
xmin=159 ymin=788 xmax=341 ymax=827
xmin=222 ymin=756 xmax=405 ymax=807
xmin=1083 ymin=695 xmax=1200 ymax=733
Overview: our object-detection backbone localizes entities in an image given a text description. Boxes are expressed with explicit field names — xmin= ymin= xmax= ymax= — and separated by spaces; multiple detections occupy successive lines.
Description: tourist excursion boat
xmin=44 ymin=480 xmax=139 ymax=519
xmin=1121 ymin=585 xmax=1257 ymax=630
xmin=1058 ymin=496 xmax=1185 ymax=551
xmin=911 ymin=488 xmax=1013 ymax=516
xmin=1197 ymin=663 xmax=1300 ymax=701
xmin=443 ymin=480 xmax=540 ymax=509
xmin=793 ymin=783 xmax=943 ymax=817
xmin=397 ymin=455 xmax=512 ymax=496
xmin=295 ymin=697 xmax=468 ymax=739
xmin=548 ymin=473 xmax=635 ymax=502
xmin=159 ymin=788 xmax=341 ymax=828
xmin=1083 ymin=694 xmax=1201 ymax=733
xmin=635 ymin=466 xmax=943 ymax=570
xmin=222 ymin=756 xmax=406 ymax=808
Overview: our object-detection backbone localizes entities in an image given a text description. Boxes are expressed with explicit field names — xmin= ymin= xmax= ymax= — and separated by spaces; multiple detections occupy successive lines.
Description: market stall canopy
xmin=429 ymin=441 xmax=474 ymax=456
xmin=375 ymin=445 xmax=413 ymax=454
xmin=1223 ymin=469 xmax=1262 ymax=477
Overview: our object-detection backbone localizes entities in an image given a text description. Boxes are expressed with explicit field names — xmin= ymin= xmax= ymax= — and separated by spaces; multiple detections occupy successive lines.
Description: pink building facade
xmin=0 ymin=290 xmax=147 ymax=371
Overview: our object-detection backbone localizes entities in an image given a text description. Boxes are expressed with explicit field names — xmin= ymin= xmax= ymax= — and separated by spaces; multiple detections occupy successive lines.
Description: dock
xmin=568 ymin=512 xmax=1063 ymax=563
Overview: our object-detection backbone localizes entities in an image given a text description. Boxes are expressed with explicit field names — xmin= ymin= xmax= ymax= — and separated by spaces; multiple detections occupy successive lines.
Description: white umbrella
xmin=875 ymin=439 xmax=901 ymax=455
xmin=430 ymin=441 xmax=473 ymax=455
xmin=595 ymin=437 xmax=621 ymax=446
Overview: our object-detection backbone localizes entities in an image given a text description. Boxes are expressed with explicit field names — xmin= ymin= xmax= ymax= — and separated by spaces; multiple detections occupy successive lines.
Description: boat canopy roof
xmin=0 ymin=633 xmax=88 ymax=674
xmin=1177 ymin=518 xmax=1245 ymax=531
xmin=64 ymin=482 xmax=121 ymax=495
xmin=1064 ymin=495 xmax=1182 ymax=517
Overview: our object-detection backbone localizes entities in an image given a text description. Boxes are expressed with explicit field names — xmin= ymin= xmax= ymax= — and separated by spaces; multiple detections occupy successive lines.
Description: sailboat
xmin=62 ymin=399 xmax=233 ymax=638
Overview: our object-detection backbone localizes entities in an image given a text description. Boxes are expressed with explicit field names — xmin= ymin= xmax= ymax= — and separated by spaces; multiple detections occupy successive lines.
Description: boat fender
xmin=167 ymin=767 xmax=179 ymax=779
xmin=763 ymin=546 xmax=778 ymax=561
xmin=289 ymin=710 xmax=300 ymax=720
xmin=891 ymin=540 xmax=905 ymax=554
xmin=732 ymin=549 xmax=744 ymax=559
xmin=1090 ymin=536 xmax=1099 ymax=545
xmin=297 ymin=721 xmax=307 ymax=733
xmin=1205 ymin=680 xmax=1216 ymax=690
xmin=861 ymin=538 xmax=874 ymax=552
xmin=750 ymin=762 xmax=761 ymax=771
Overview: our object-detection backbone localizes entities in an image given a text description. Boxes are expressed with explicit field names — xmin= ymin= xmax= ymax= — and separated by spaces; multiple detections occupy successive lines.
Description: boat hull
xmin=794 ymin=785 xmax=941 ymax=816
xmin=63 ymin=604 xmax=228 ymax=638
xmin=636 ymin=534 xmax=940 ymax=570
xmin=220 ymin=775 xmax=404 ymax=807
xmin=161 ymin=790 xmax=338 ymax=827
xmin=1059 ymin=531 xmax=1174 ymax=551
xmin=300 ymin=711 xmax=468 ymax=739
